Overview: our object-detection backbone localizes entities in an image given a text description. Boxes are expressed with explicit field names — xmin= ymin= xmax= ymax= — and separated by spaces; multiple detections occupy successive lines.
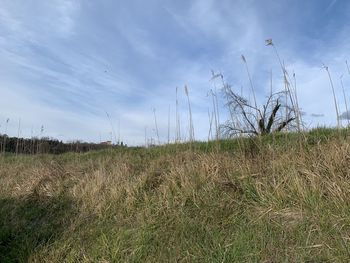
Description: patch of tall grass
xmin=1 ymin=128 xmax=350 ymax=262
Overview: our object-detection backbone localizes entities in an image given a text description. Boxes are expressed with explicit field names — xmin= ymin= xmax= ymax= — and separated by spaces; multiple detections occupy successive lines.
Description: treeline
xmin=0 ymin=135 xmax=125 ymax=155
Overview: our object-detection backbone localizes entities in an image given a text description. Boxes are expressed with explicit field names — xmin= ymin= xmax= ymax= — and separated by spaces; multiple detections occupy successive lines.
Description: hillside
xmin=1 ymin=128 xmax=350 ymax=262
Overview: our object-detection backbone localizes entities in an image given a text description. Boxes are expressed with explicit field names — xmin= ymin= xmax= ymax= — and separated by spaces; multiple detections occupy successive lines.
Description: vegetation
xmin=220 ymin=86 xmax=296 ymax=137
xmin=0 ymin=135 xmax=125 ymax=155
xmin=1 ymin=128 xmax=350 ymax=262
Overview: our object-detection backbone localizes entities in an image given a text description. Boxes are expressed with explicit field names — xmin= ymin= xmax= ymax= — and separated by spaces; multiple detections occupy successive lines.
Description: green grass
xmin=1 ymin=127 xmax=350 ymax=262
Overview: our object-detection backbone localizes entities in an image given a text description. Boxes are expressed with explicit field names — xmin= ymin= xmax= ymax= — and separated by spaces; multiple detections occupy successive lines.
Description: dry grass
xmin=1 ymin=132 xmax=350 ymax=262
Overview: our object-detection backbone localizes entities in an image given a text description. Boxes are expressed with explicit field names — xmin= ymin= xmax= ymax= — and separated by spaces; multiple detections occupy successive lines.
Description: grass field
xmin=1 ymin=128 xmax=350 ymax=262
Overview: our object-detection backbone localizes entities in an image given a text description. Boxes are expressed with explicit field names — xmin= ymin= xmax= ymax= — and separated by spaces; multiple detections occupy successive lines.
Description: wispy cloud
xmin=311 ymin=113 xmax=325 ymax=118
xmin=326 ymin=0 xmax=338 ymax=12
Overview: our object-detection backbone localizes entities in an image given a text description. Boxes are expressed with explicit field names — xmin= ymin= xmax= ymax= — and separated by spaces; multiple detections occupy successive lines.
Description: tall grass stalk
xmin=210 ymin=90 xmax=219 ymax=141
xmin=144 ymin=126 xmax=147 ymax=147
xmin=167 ymin=105 xmax=170 ymax=144
xmin=210 ymin=75 xmax=221 ymax=141
xmin=15 ymin=119 xmax=21 ymax=156
xmin=153 ymin=108 xmax=160 ymax=145
xmin=323 ymin=65 xmax=340 ymax=128
xmin=105 ymin=112 xmax=118 ymax=145
xmin=118 ymin=118 xmax=121 ymax=145
xmin=270 ymin=69 xmax=275 ymax=115
xmin=293 ymin=72 xmax=303 ymax=129
xmin=270 ymin=69 xmax=273 ymax=97
xmin=241 ymin=55 xmax=259 ymax=119
xmin=283 ymin=64 xmax=289 ymax=130
xmin=31 ymin=127 xmax=36 ymax=155
xmin=207 ymin=109 xmax=213 ymax=142
xmin=340 ymin=75 xmax=349 ymax=127
xmin=37 ymin=125 xmax=44 ymax=154
xmin=184 ymin=85 xmax=194 ymax=142
xmin=175 ymin=87 xmax=181 ymax=143
xmin=2 ymin=118 xmax=9 ymax=155
xmin=266 ymin=39 xmax=301 ymax=132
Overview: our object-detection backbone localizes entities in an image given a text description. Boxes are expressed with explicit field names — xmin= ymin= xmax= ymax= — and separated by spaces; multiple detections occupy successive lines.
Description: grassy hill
xmin=1 ymin=128 xmax=350 ymax=262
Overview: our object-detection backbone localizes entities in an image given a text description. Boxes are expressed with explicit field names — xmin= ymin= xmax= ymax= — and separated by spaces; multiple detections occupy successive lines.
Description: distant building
xmin=100 ymin=141 xmax=112 ymax=145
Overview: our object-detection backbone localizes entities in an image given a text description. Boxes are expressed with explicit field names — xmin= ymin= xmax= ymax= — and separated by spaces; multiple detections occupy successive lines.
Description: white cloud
xmin=0 ymin=0 xmax=80 ymax=39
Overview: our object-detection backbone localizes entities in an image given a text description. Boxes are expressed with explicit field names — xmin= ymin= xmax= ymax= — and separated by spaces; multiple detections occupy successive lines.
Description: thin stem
xmin=16 ymin=118 xmax=21 ymax=156
xmin=211 ymin=90 xmax=219 ymax=141
xmin=241 ymin=55 xmax=258 ymax=117
xmin=293 ymin=72 xmax=302 ymax=131
xmin=105 ymin=112 xmax=117 ymax=145
xmin=268 ymin=40 xmax=300 ymax=131
xmin=340 ymin=76 xmax=349 ymax=127
xmin=144 ymin=126 xmax=147 ymax=147
xmin=185 ymin=85 xmax=195 ymax=142
xmin=2 ymin=118 xmax=9 ymax=154
xmin=208 ymin=109 xmax=213 ymax=142
xmin=346 ymin=60 xmax=350 ymax=75
xmin=167 ymin=105 xmax=170 ymax=144
xmin=153 ymin=108 xmax=160 ymax=145
xmin=118 ymin=118 xmax=121 ymax=145
xmin=175 ymin=87 xmax=181 ymax=142
xmin=324 ymin=65 xmax=340 ymax=128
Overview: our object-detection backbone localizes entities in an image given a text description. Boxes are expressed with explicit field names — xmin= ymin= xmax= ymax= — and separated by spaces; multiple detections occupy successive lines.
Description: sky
xmin=1 ymin=0 xmax=350 ymax=145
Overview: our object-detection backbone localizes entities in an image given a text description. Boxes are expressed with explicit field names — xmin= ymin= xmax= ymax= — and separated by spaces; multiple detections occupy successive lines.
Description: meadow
xmin=1 ymin=128 xmax=350 ymax=262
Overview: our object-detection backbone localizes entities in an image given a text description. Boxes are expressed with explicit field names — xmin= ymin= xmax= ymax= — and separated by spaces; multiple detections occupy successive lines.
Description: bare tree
xmin=220 ymin=81 xmax=297 ymax=137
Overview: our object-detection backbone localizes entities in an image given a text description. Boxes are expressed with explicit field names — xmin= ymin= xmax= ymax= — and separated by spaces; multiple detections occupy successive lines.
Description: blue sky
xmin=1 ymin=0 xmax=350 ymax=145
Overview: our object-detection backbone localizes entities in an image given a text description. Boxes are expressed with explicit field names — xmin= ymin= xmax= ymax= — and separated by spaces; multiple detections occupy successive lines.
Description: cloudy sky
xmin=1 ymin=0 xmax=350 ymax=145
